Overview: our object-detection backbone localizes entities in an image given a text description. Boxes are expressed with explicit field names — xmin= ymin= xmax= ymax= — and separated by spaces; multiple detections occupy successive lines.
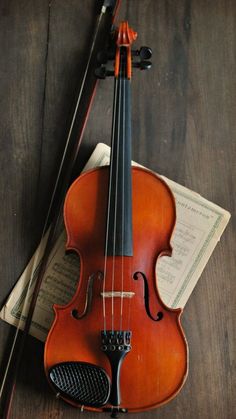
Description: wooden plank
xmin=0 ymin=0 xmax=51 ymax=416
xmin=0 ymin=0 xmax=235 ymax=418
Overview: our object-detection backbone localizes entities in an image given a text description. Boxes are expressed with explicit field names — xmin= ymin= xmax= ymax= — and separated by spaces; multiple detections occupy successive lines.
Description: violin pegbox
xmin=95 ymin=21 xmax=152 ymax=80
xmin=114 ymin=21 xmax=137 ymax=79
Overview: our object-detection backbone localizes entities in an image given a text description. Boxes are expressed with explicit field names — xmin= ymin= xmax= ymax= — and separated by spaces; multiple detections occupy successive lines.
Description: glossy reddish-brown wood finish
xmin=114 ymin=22 xmax=137 ymax=79
xmin=44 ymin=166 xmax=188 ymax=412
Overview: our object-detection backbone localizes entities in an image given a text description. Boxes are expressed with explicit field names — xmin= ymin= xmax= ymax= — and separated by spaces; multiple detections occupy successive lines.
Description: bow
xmin=0 ymin=1 xmax=121 ymax=417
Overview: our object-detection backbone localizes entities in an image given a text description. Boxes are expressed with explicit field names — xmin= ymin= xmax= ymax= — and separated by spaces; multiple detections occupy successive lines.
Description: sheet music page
xmin=0 ymin=143 xmax=230 ymax=341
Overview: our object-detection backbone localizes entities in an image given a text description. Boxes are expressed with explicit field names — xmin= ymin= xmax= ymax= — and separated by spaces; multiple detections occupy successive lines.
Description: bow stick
xmin=0 ymin=1 xmax=121 ymax=417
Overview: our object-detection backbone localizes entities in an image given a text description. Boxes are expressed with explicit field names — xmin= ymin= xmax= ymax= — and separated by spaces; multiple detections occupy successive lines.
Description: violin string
xmin=120 ymin=62 xmax=126 ymax=332
xmin=128 ymin=93 xmax=132 ymax=335
xmin=102 ymin=76 xmax=119 ymax=333
xmin=111 ymin=66 xmax=122 ymax=333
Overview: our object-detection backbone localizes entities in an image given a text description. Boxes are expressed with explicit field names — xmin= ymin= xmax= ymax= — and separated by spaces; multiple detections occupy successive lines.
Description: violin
xmin=44 ymin=21 xmax=188 ymax=416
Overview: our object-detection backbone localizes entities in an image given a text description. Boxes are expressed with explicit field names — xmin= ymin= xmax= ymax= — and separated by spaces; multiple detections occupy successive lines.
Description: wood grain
xmin=0 ymin=0 xmax=235 ymax=418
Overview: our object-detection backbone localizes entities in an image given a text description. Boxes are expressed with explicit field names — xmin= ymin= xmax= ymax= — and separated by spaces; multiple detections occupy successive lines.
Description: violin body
xmin=44 ymin=21 xmax=188 ymax=414
xmin=44 ymin=165 xmax=188 ymax=412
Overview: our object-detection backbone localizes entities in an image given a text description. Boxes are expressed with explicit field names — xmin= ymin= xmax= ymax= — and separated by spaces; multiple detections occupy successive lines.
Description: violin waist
xmin=44 ymin=166 xmax=188 ymax=412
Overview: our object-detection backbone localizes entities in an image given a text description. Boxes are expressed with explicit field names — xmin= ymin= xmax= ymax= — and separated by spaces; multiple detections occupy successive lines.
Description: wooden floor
xmin=0 ymin=0 xmax=235 ymax=418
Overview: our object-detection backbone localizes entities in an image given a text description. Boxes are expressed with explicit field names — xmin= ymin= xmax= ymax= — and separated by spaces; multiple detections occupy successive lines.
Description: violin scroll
xmin=115 ymin=21 xmax=137 ymax=79
xmin=95 ymin=21 xmax=152 ymax=80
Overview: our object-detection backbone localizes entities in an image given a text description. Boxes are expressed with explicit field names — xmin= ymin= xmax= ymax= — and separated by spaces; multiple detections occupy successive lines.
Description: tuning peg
xmin=132 ymin=46 xmax=152 ymax=60
xmin=140 ymin=46 xmax=152 ymax=60
xmin=133 ymin=60 xmax=152 ymax=70
xmin=97 ymin=51 xmax=108 ymax=65
xmin=95 ymin=66 xmax=114 ymax=79
xmin=97 ymin=47 xmax=116 ymax=65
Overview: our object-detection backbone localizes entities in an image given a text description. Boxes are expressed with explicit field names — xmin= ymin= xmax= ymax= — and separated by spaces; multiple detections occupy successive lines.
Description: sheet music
xmin=0 ymin=143 xmax=230 ymax=341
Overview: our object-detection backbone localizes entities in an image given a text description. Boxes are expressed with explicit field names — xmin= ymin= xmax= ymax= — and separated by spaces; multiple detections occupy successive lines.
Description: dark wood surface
xmin=0 ymin=1 xmax=235 ymax=418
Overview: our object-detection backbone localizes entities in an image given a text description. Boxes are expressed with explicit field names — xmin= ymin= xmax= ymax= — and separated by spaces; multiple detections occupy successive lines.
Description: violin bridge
xmin=100 ymin=291 xmax=135 ymax=298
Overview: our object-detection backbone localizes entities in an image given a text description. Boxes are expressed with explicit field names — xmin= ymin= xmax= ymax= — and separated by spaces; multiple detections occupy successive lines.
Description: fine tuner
xmin=95 ymin=46 xmax=152 ymax=79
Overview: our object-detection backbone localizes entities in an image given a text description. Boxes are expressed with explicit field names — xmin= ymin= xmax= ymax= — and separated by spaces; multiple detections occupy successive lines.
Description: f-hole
xmin=72 ymin=271 xmax=103 ymax=319
xmin=133 ymin=271 xmax=163 ymax=321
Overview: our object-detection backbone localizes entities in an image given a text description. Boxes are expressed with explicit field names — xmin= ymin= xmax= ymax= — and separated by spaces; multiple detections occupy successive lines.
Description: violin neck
xmin=106 ymin=69 xmax=133 ymax=256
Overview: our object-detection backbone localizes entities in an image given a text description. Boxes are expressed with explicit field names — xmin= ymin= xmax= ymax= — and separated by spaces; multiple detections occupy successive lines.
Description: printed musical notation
xmin=0 ymin=144 xmax=230 ymax=341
